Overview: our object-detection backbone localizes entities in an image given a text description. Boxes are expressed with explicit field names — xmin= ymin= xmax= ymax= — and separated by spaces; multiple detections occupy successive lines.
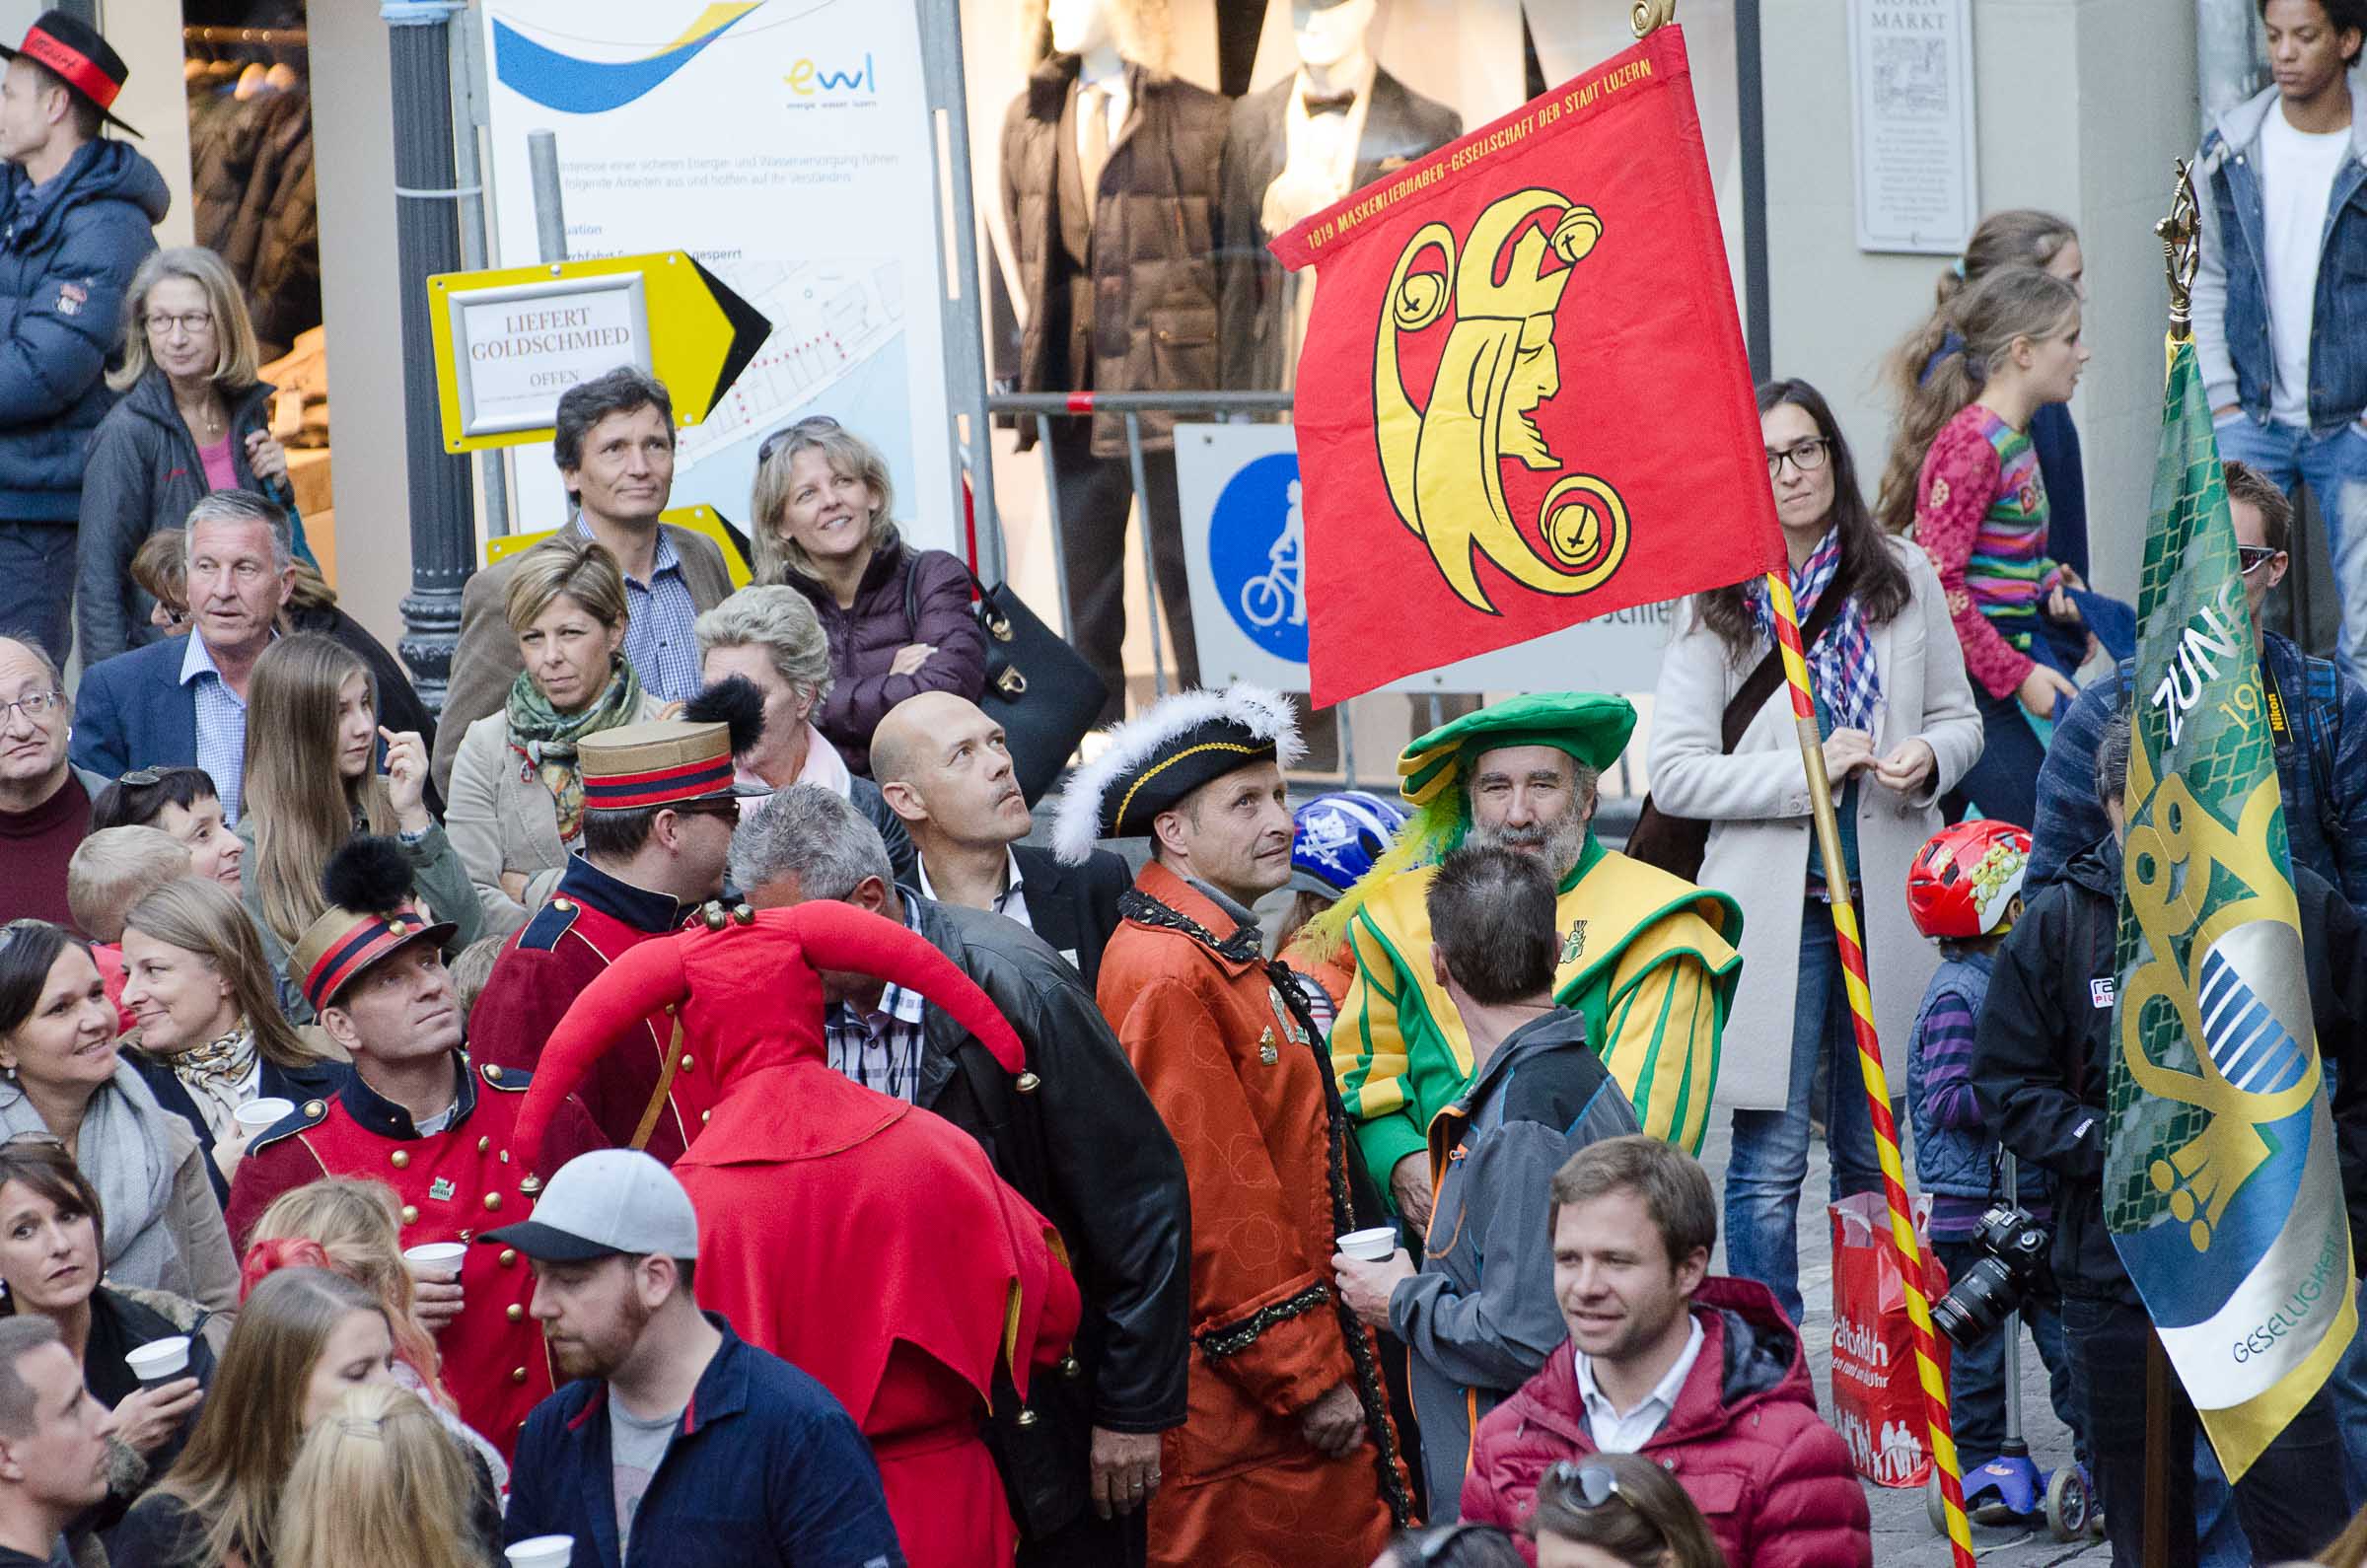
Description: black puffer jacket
xmin=0 ymin=138 xmax=167 ymax=522
xmin=904 ymin=891 xmax=1190 ymax=1540
xmin=1972 ymin=837 xmax=2367 ymax=1302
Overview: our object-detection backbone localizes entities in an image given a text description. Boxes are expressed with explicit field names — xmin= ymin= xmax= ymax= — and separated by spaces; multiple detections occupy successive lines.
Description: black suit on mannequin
xmin=1217 ymin=68 xmax=1462 ymax=391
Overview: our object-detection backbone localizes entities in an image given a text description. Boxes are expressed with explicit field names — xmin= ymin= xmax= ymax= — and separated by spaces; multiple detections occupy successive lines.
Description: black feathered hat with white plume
xmin=286 ymin=837 xmax=458 ymax=1015
xmin=1051 ymin=684 xmax=1302 ymax=863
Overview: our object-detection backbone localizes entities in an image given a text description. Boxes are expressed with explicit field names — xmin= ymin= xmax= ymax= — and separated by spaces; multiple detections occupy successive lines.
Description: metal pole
xmin=916 ymin=0 xmax=1006 ymax=582
xmin=529 ymin=130 xmax=567 ymax=264
xmin=1122 ymin=411 xmax=1170 ymax=698
xmin=1734 ymin=0 xmax=1771 ymax=382
xmin=449 ymin=16 xmax=510 ymax=539
xmin=383 ymin=0 xmax=475 ymax=718
xmin=1035 ymin=414 xmax=1078 ymax=640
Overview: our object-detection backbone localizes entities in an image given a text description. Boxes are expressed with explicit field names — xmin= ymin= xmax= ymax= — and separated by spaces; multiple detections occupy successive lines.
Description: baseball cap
xmin=480 ymin=1149 xmax=698 ymax=1262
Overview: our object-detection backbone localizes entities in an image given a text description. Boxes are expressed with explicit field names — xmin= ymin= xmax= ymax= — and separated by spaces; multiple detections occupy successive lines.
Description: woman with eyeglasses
xmin=446 ymin=535 xmax=669 ymax=935
xmin=0 ymin=921 xmax=240 ymax=1319
xmin=74 ymin=246 xmax=317 ymax=668
xmin=118 ymin=879 xmax=347 ymax=1203
xmin=235 ymin=633 xmax=481 ymax=1024
xmin=1524 ymin=1456 xmax=1725 ymax=1568
xmin=0 ymin=1137 xmax=220 ymax=1554
xmin=750 ymin=417 xmax=985 ymax=777
xmin=1880 ymin=265 xmax=2092 ymax=830
xmin=1648 ymin=378 xmax=1980 ymax=1332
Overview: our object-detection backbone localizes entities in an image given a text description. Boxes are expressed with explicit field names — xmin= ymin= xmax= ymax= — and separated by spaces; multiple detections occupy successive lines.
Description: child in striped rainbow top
xmin=1895 ymin=267 xmax=2093 ymax=827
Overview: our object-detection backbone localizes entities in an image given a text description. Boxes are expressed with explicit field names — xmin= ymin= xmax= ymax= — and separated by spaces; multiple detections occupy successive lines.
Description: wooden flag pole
xmin=1763 ymin=573 xmax=1977 ymax=1568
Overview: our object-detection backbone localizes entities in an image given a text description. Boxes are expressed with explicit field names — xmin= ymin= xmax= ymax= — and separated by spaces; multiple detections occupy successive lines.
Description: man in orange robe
xmin=511 ymin=901 xmax=1080 ymax=1568
xmin=1052 ymin=685 xmax=1415 ymax=1567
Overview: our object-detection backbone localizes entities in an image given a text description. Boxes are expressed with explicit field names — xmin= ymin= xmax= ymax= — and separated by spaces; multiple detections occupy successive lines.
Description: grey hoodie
xmin=1389 ymin=1005 xmax=1639 ymax=1516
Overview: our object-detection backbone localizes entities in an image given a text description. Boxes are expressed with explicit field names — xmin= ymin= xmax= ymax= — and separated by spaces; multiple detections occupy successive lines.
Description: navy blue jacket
xmin=2029 ymin=631 xmax=2367 ymax=911
xmin=67 ymin=635 xmax=191 ymax=782
xmin=121 ymin=1044 xmax=348 ymax=1208
xmin=0 ymin=140 xmax=168 ymax=522
xmin=504 ymin=1317 xmax=903 ymax=1568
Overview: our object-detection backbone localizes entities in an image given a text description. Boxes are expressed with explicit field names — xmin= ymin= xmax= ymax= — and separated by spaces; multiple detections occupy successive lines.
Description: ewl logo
xmin=787 ymin=52 xmax=877 ymax=99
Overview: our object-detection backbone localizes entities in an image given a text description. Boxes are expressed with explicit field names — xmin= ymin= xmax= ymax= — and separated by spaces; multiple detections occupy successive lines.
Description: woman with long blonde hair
xmin=275 ymin=1385 xmax=493 ymax=1568
xmin=118 ymin=878 xmax=346 ymax=1201
xmin=242 ymin=1177 xmax=508 ymax=1490
xmin=111 ymin=1266 xmax=398 ymax=1568
xmin=234 ymin=632 xmax=480 ymax=1021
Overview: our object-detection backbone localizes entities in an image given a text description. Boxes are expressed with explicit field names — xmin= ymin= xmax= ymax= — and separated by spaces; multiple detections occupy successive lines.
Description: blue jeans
xmin=2213 ymin=413 xmax=2367 ymax=680
xmin=1930 ymin=1241 xmax=2080 ymax=1467
xmin=1723 ymin=900 xmax=1885 ymax=1328
xmin=0 ymin=521 xmax=75 ymax=666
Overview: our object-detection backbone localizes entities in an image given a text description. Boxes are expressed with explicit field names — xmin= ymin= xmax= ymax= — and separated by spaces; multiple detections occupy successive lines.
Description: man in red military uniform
xmin=1050 ymin=685 xmax=1414 ymax=1568
xmin=513 ymin=900 xmax=1080 ymax=1568
xmin=227 ymin=837 xmax=603 ymax=1461
xmin=468 ymin=702 xmax=751 ymax=1163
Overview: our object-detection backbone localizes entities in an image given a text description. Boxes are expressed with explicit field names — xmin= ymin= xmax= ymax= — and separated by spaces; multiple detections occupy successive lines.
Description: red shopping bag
xmin=1828 ymin=1191 xmax=1952 ymax=1488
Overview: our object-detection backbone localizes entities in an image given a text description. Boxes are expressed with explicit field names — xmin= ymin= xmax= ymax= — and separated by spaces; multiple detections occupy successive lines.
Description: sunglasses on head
xmin=756 ymin=414 xmax=844 ymax=465
xmin=1545 ymin=1458 xmax=1629 ymax=1510
xmin=117 ymin=767 xmax=165 ymax=787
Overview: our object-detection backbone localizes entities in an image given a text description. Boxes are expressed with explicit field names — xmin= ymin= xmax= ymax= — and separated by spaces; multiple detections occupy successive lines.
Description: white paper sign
xmin=479 ymin=0 xmax=956 ymax=548
xmin=449 ymin=275 xmax=651 ymax=436
xmin=1175 ymin=424 xmax=1674 ymax=696
xmin=1847 ymin=0 xmax=1979 ymax=255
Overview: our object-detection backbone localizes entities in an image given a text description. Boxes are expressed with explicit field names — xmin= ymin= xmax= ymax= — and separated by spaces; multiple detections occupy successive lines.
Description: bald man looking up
xmin=873 ymin=691 xmax=1131 ymax=985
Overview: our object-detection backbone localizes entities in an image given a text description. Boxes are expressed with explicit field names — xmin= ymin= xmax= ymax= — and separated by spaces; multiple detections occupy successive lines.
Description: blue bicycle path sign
xmin=1207 ymin=452 xmax=1309 ymax=665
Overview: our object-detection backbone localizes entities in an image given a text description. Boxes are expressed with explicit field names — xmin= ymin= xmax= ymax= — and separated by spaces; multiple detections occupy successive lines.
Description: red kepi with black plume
xmin=510 ymin=900 xmax=1079 ymax=1568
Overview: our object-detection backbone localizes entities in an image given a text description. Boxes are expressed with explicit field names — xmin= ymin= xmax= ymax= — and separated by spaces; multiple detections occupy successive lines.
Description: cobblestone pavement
xmin=1693 ymin=1120 xmax=2107 ymax=1565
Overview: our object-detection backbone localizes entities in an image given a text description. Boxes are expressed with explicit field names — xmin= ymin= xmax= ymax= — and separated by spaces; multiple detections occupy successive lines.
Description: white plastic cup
xmin=402 ymin=1242 xmax=467 ymax=1281
xmin=1337 ymin=1226 xmax=1399 ymax=1262
xmin=233 ymin=1098 xmax=294 ymax=1132
xmin=506 ymin=1536 xmax=575 ymax=1567
xmin=124 ymin=1336 xmax=190 ymax=1390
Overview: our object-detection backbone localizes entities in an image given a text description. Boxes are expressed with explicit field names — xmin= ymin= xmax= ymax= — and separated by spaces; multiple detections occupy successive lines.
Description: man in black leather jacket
xmin=1972 ymin=713 xmax=2367 ymax=1566
xmin=730 ymin=782 xmax=1190 ymax=1568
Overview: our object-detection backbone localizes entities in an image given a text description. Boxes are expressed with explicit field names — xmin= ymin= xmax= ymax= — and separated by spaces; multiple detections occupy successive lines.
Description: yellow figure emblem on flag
xmin=1373 ymin=188 xmax=1631 ymax=614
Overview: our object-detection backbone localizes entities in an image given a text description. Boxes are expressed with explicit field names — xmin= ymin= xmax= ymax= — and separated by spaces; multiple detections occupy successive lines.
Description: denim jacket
xmin=2193 ymin=66 xmax=2367 ymax=430
xmin=2028 ymin=631 xmax=2367 ymax=912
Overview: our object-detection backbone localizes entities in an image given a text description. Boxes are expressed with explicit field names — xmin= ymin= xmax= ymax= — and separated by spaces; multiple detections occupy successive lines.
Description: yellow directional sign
xmin=483 ymin=505 xmax=754 ymax=589
xmin=427 ymin=251 xmax=769 ymax=455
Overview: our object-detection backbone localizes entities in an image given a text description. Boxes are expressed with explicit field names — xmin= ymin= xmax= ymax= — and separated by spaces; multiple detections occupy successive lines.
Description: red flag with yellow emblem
xmin=1271 ymin=27 xmax=1784 ymax=705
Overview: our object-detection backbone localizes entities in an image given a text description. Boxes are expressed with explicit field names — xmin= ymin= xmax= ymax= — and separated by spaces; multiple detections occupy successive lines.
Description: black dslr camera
xmin=1931 ymin=1204 xmax=2052 ymax=1349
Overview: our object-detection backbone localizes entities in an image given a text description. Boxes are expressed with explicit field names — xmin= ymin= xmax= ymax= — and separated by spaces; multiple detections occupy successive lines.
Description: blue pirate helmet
xmin=1291 ymin=791 xmax=1409 ymax=900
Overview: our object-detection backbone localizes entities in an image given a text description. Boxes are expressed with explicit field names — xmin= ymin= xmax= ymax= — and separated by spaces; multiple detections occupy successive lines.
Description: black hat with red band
xmin=0 ymin=12 xmax=140 ymax=139
xmin=286 ymin=839 xmax=458 ymax=1017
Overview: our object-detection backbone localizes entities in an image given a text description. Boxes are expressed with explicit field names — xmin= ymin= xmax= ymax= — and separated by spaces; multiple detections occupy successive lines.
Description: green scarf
xmin=504 ymin=656 xmax=643 ymax=841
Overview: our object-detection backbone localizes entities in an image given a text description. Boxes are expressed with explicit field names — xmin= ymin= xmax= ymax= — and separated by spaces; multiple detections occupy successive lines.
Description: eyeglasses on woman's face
xmin=143 ymin=311 xmax=212 ymax=339
xmin=1765 ymin=438 xmax=1830 ymax=478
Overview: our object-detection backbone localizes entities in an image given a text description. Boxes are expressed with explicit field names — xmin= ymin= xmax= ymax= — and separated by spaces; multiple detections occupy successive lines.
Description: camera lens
xmin=1933 ymin=1256 xmax=2023 ymax=1349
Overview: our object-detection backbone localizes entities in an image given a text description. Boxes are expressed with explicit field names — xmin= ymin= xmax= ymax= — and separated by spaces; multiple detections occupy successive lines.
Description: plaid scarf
xmin=1754 ymin=528 xmax=1880 ymax=739
xmin=504 ymin=657 xmax=645 ymax=842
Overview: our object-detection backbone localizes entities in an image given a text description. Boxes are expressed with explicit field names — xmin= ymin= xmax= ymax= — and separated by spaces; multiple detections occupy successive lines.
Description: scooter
xmin=1924 ymin=1153 xmax=2099 ymax=1544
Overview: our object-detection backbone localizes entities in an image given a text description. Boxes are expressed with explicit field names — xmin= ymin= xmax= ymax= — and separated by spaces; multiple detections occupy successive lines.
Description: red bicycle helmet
xmin=1905 ymin=820 xmax=2032 ymax=941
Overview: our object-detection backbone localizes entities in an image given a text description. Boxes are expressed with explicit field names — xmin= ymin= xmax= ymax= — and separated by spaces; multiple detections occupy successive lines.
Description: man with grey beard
xmin=1319 ymin=695 xmax=1744 ymax=1229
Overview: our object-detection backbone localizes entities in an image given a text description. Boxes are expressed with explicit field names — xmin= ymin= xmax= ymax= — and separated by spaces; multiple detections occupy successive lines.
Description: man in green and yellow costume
xmin=1321 ymin=694 xmax=1741 ymax=1223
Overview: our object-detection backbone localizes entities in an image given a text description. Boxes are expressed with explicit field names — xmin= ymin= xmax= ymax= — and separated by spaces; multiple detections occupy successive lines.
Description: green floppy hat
xmin=1397 ymin=692 xmax=1638 ymax=811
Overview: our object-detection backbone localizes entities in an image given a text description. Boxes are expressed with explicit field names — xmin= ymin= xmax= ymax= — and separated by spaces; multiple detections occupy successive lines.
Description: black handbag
xmin=907 ymin=563 xmax=1109 ymax=807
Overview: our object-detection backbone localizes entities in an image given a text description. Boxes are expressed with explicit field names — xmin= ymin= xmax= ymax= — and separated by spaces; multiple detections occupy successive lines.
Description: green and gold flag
xmin=2107 ymin=335 xmax=2357 ymax=1480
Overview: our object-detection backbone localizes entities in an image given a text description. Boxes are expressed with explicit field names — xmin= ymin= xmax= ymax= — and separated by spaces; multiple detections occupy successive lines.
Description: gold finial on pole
xmin=2157 ymin=160 xmax=2201 ymax=341
xmin=1632 ymin=0 xmax=1677 ymax=39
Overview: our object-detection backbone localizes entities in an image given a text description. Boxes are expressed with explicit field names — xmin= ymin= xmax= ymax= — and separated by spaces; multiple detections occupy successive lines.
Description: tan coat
xmin=428 ymin=525 xmax=735 ymax=796
xmin=445 ymin=690 xmax=671 ymax=936
xmin=1647 ymin=538 xmax=1983 ymax=1111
